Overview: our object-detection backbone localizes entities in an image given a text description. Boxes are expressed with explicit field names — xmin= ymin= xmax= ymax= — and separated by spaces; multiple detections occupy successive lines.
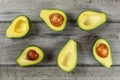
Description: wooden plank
xmin=0 ymin=66 xmax=120 ymax=80
xmin=0 ymin=0 xmax=120 ymax=21
xmin=0 ymin=22 xmax=120 ymax=65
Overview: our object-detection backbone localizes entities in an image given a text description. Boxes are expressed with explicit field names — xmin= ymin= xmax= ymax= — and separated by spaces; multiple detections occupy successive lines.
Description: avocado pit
xmin=96 ymin=43 xmax=108 ymax=58
xmin=27 ymin=50 xmax=39 ymax=60
xmin=49 ymin=13 xmax=64 ymax=27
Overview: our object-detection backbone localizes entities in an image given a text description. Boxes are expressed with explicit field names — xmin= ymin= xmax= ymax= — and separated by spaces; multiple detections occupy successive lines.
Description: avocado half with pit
xmin=57 ymin=39 xmax=78 ymax=72
xmin=6 ymin=15 xmax=30 ymax=38
xmin=39 ymin=9 xmax=67 ymax=31
xmin=16 ymin=46 xmax=44 ymax=66
xmin=77 ymin=10 xmax=107 ymax=31
xmin=92 ymin=38 xmax=113 ymax=68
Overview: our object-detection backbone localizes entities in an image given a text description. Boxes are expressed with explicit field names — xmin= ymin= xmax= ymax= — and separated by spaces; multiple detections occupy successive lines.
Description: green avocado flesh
xmin=39 ymin=9 xmax=67 ymax=31
xmin=16 ymin=46 xmax=44 ymax=66
xmin=6 ymin=15 xmax=30 ymax=38
xmin=77 ymin=10 xmax=107 ymax=31
xmin=92 ymin=38 xmax=113 ymax=68
xmin=57 ymin=39 xmax=78 ymax=72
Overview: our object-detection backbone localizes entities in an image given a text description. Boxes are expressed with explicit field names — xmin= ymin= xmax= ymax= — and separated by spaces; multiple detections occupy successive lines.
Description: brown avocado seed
xmin=27 ymin=50 xmax=39 ymax=60
xmin=96 ymin=43 xmax=109 ymax=58
xmin=49 ymin=13 xmax=64 ymax=27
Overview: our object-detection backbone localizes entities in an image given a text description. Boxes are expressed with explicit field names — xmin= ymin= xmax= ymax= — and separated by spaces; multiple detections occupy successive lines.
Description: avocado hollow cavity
xmin=14 ymin=20 xmax=27 ymax=33
xmin=62 ymin=52 xmax=72 ymax=67
xmin=83 ymin=14 xmax=101 ymax=27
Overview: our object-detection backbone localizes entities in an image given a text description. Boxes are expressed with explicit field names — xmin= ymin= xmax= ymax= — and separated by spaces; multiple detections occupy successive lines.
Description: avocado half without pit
xmin=16 ymin=46 xmax=44 ymax=66
xmin=39 ymin=9 xmax=67 ymax=31
xmin=6 ymin=15 xmax=30 ymax=38
xmin=77 ymin=10 xmax=107 ymax=31
xmin=92 ymin=38 xmax=113 ymax=68
xmin=57 ymin=39 xmax=78 ymax=72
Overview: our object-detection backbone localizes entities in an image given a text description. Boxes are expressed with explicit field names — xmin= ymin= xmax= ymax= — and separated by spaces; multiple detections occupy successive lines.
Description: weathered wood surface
xmin=0 ymin=0 xmax=120 ymax=22
xmin=0 ymin=0 xmax=120 ymax=79
xmin=0 ymin=66 xmax=120 ymax=80
xmin=0 ymin=22 xmax=120 ymax=65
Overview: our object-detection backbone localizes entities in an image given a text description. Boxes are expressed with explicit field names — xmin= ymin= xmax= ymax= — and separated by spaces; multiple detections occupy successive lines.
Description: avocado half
xmin=57 ymin=39 xmax=78 ymax=72
xmin=92 ymin=38 xmax=113 ymax=68
xmin=39 ymin=9 xmax=67 ymax=31
xmin=77 ymin=10 xmax=107 ymax=31
xmin=6 ymin=15 xmax=30 ymax=38
xmin=16 ymin=46 xmax=44 ymax=66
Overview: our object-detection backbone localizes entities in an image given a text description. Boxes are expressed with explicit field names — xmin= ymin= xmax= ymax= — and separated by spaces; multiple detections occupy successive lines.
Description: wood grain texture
xmin=0 ymin=0 xmax=120 ymax=79
xmin=0 ymin=0 xmax=120 ymax=21
xmin=0 ymin=66 xmax=120 ymax=80
xmin=0 ymin=22 xmax=120 ymax=65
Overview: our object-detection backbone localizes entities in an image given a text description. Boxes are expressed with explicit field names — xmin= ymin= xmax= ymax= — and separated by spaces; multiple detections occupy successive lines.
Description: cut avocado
xmin=6 ymin=15 xmax=30 ymax=38
xmin=77 ymin=10 xmax=107 ymax=31
xmin=92 ymin=38 xmax=113 ymax=68
xmin=16 ymin=46 xmax=44 ymax=66
xmin=39 ymin=9 xmax=67 ymax=31
xmin=57 ymin=39 xmax=78 ymax=72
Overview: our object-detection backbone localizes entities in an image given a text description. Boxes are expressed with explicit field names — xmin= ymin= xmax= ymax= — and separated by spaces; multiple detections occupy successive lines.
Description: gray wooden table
xmin=0 ymin=0 xmax=120 ymax=80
